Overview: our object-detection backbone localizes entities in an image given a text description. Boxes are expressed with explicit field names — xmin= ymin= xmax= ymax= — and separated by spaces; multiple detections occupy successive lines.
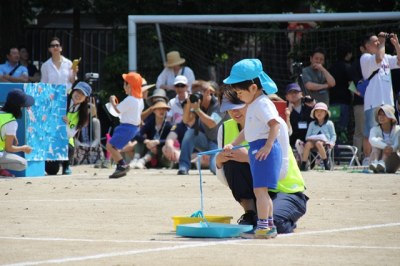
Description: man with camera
xmin=177 ymin=80 xmax=229 ymax=175
xmin=285 ymin=83 xmax=315 ymax=150
xmin=360 ymin=32 xmax=400 ymax=166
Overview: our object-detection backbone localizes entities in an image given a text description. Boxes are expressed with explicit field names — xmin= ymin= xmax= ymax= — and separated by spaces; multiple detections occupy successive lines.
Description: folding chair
xmin=332 ymin=145 xmax=361 ymax=168
xmin=309 ymin=145 xmax=334 ymax=170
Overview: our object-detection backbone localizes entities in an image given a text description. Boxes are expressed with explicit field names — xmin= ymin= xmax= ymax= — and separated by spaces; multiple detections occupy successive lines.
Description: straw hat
xmin=165 ymin=51 xmax=185 ymax=67
xmin=146 ymin=88 xmax=169 ymax=106
xmin=151 ymin=101 xmax=171 ymax=111
xmin=142 ymin=78 xmax=155 ymax=92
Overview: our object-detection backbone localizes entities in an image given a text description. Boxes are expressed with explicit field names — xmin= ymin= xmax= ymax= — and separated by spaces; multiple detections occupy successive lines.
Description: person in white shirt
xmin=40 ymin=37 xmax=78 ymax=92
xmin=156 ymin=51 xmax=195 ymax=99
xmin=166 ymin=75 xmax=189 ymax=125
xmin=369 ymin=105 xmax=400 ymax=173
xmin=360 ymin=32 xmax=400 ymax=164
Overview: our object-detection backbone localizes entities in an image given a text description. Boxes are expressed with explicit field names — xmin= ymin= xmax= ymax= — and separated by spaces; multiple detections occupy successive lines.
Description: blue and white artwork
xmin=24 ymin=83 xmax=68 ymax=161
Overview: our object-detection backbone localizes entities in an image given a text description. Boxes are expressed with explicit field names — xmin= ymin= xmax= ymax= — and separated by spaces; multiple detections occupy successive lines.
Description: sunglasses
xmin=49 ymin=44 xmax=60 ymax=48
xmin=174 ymin=84 xmax=186 ymax=88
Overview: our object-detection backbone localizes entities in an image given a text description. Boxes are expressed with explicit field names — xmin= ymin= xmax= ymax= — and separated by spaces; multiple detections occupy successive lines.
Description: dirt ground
xmin=0 ymin=166 xmax=399 ymax=266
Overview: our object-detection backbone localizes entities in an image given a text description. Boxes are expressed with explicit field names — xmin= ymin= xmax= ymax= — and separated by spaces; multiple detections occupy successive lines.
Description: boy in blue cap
xmin=223 ymin=58 xmax=283 ymax=239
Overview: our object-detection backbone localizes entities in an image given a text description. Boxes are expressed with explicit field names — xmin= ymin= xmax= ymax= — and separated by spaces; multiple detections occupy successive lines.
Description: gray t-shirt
xmin=199 ymin=96 xmax=230 ymax=142
xmin=302 ymin=66 xmax=329 ymax=105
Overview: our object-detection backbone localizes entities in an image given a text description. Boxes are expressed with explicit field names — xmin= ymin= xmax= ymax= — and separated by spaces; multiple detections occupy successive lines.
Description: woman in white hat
xmin=156 ymin=51 xmax=195 ymax=99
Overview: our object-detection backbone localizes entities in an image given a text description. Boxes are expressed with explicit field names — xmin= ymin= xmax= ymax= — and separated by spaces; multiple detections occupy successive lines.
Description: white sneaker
xmin=129 ymin=159 xmax=138 ymax=168
xmin=376 ymin=160 xmax=386 ymax=173
xmin=362 ymin=157 xmax=370 ymax=166
xmin=134 ymin=159 xmax=146 ymax=169
xmin=369 ymin=160 xmax=378 ymax=173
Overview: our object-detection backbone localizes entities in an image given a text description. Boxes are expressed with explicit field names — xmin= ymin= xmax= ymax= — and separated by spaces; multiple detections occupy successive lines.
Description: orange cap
xmin=122 ymin=72 xmax=143 ymax=98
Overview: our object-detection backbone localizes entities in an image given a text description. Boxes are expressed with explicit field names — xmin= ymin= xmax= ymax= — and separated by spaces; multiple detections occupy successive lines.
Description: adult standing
xmin=302 ymin=47 xmax=336 ymax=106
xmin=360 ymin=32 xmax=400 ymax=165
xmin=40 ymin=37 xmax=78 ymax=92
xmin=156 ymin=51 xmax=195 ymax=99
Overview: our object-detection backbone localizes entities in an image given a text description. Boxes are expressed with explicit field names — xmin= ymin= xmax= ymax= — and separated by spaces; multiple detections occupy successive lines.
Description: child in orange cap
xmin=107 ymin=72 xmax=144 ymax=178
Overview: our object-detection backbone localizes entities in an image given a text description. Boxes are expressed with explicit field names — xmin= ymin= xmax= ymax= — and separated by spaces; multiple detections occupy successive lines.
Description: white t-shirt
xmin=117 ymin=95 xmax=144 ymax=125
xmin=361 ymin=53 xmax=399 ymax=111
xmin=156 ymin=67 xmax=195 ymax=92
xmin=40 ymin=56 xmax=74 ymax=90
xmin=167 ymin=95 xmax=187 ymax=124
xmin=244 ymin=95 xmax=280 ymax=142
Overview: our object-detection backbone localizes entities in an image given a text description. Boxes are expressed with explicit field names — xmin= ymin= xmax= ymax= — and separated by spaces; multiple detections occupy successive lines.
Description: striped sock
xmin=257 ymin=219 xmax=269 ymax=229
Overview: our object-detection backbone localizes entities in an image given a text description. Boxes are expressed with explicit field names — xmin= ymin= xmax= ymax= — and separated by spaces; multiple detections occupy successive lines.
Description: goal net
xmin=135 ymin=21 xmax=400 ymax=96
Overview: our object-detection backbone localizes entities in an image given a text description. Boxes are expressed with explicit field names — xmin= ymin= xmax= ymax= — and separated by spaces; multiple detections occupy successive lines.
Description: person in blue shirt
xmin=0 ymin=46 xmax=29 ymax=83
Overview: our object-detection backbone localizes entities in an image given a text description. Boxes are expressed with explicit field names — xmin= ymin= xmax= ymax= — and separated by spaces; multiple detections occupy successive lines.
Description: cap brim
xmin=165 ymin=59 xmax=186 ymax=67
xmin=220 ymin=99 xmax=246 ymax=112
xmin=223 ymin=75 xmax=245 ymax=85
xmin=142 ymin=84 xmax=155 ymax=92
xmin=23 ymin=95 xmax=35 ymax=107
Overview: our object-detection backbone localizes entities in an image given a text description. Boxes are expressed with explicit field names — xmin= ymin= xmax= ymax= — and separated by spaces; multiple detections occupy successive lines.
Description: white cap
xmin=174 ymin=75 xmax=188 ymax=85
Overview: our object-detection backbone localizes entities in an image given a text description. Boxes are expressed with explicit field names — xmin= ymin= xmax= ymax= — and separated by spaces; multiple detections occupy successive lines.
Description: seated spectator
xmin=141 ymin=88 xmax=169 ymax=121
xmin=0 ymin=46 xmax=29 ymax=83
xmin=285 ymin=83 xmax=315 ymax=148
xmin=166 ymin=75 xmax=189 ymax=125
xmin=156 ymin=51 xmax=195 ymax=99
xmin=370 ymin=105 xmax=400 ymax=173
xmin=0 ymin=89 xmax=34 ymax=177
xmin=302 ymin=47 xmax=336 ymax=106
xmin=73 ymin=103 xmax=105 ymax=165
xmin=300 ymin=102 xmax=336 ymax=171
xmin=19 ymin=45 xmax=40 ymax=82
xmin=130 ymin=101 xmax=172 ymax=169
xmin=177 ymin=80 xmax=229 ymax=175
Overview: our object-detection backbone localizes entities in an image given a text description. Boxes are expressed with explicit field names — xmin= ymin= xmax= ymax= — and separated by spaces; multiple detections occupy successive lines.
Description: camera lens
xmin=189 ymin=92 xmax=203 ymax=103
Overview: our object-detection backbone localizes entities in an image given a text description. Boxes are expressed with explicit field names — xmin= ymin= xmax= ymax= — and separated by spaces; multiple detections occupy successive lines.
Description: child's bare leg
xmin=254 ymin=187 xmax=270 ymax=220
xmin=106 ymin=142 xmax=122 ymax=162
xmin=301 ymin=141 xmax=314 ymax=161
xmin=315 ymin=141 xmax=326 ymax=159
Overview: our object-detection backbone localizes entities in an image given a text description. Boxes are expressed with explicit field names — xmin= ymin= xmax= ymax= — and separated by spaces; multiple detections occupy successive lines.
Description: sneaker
xmin=323 ymin=159 xmax=331 ymax=171
xmin=62 ymin=167 xmax=72 ymax=175
xmin=369 ymin=160 xmax=378 ymax=173
xmin=254 ymin=226 xmax=278 ymax=239
xmin=300 ymin=162 xmax=308 ymax=171
xmin=134 ymin=159 xmax=146 ymax=169
xmin=177 ymin=169 xmax=189 ymax=175
xmin=109 ymin=164 xmax=130 ymax=179
xmin=0 ymin=169 xmax=15 ymax=178
xmin=129 ymin=159 xmax=138 ymax=168
xmin=376 ymin=160 xmax=386 ymax=173
xmin=237 ymin=211 xmax=257 ymax=227
xmin=362 ymin=157 xmax=370 ymax=166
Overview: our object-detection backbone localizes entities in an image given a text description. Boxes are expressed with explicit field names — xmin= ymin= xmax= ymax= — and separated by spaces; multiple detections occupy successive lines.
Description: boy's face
xmin=123 ymin=82 xmax=131 ymax=95
xmin=233 ymin=84 xmax=258 ymax=104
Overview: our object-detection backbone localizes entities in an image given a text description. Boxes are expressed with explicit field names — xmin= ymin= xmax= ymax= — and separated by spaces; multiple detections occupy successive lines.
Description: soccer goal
xmin=128 ymin=12 xmax=400 ymax=93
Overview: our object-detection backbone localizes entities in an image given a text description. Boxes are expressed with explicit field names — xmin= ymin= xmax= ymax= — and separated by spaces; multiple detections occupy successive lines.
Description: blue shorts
xmin=248 ymin=139 xmax=281 ymax=189
xmin=363 ymin=107 xmax=378 ymax=137
xmin=109 ymin=123 xmax=139 ymax=150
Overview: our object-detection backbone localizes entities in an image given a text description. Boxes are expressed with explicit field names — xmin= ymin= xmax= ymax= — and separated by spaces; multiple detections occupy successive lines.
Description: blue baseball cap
xmin=220 ymin=96 xmax=246 ymax=112
xmin=74 ymin=81 xmax=92 ymax=97
xmin=223 ymin=58 xmax=278 ymax=94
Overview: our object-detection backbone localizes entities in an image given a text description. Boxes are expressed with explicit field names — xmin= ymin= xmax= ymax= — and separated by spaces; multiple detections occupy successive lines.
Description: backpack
xmin=356 ymin=69 xmax=379 ymax=97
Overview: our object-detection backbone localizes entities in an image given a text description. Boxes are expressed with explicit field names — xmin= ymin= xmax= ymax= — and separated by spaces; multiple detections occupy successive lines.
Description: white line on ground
xmin=2 ymin=222 xmax=399 ymax=266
